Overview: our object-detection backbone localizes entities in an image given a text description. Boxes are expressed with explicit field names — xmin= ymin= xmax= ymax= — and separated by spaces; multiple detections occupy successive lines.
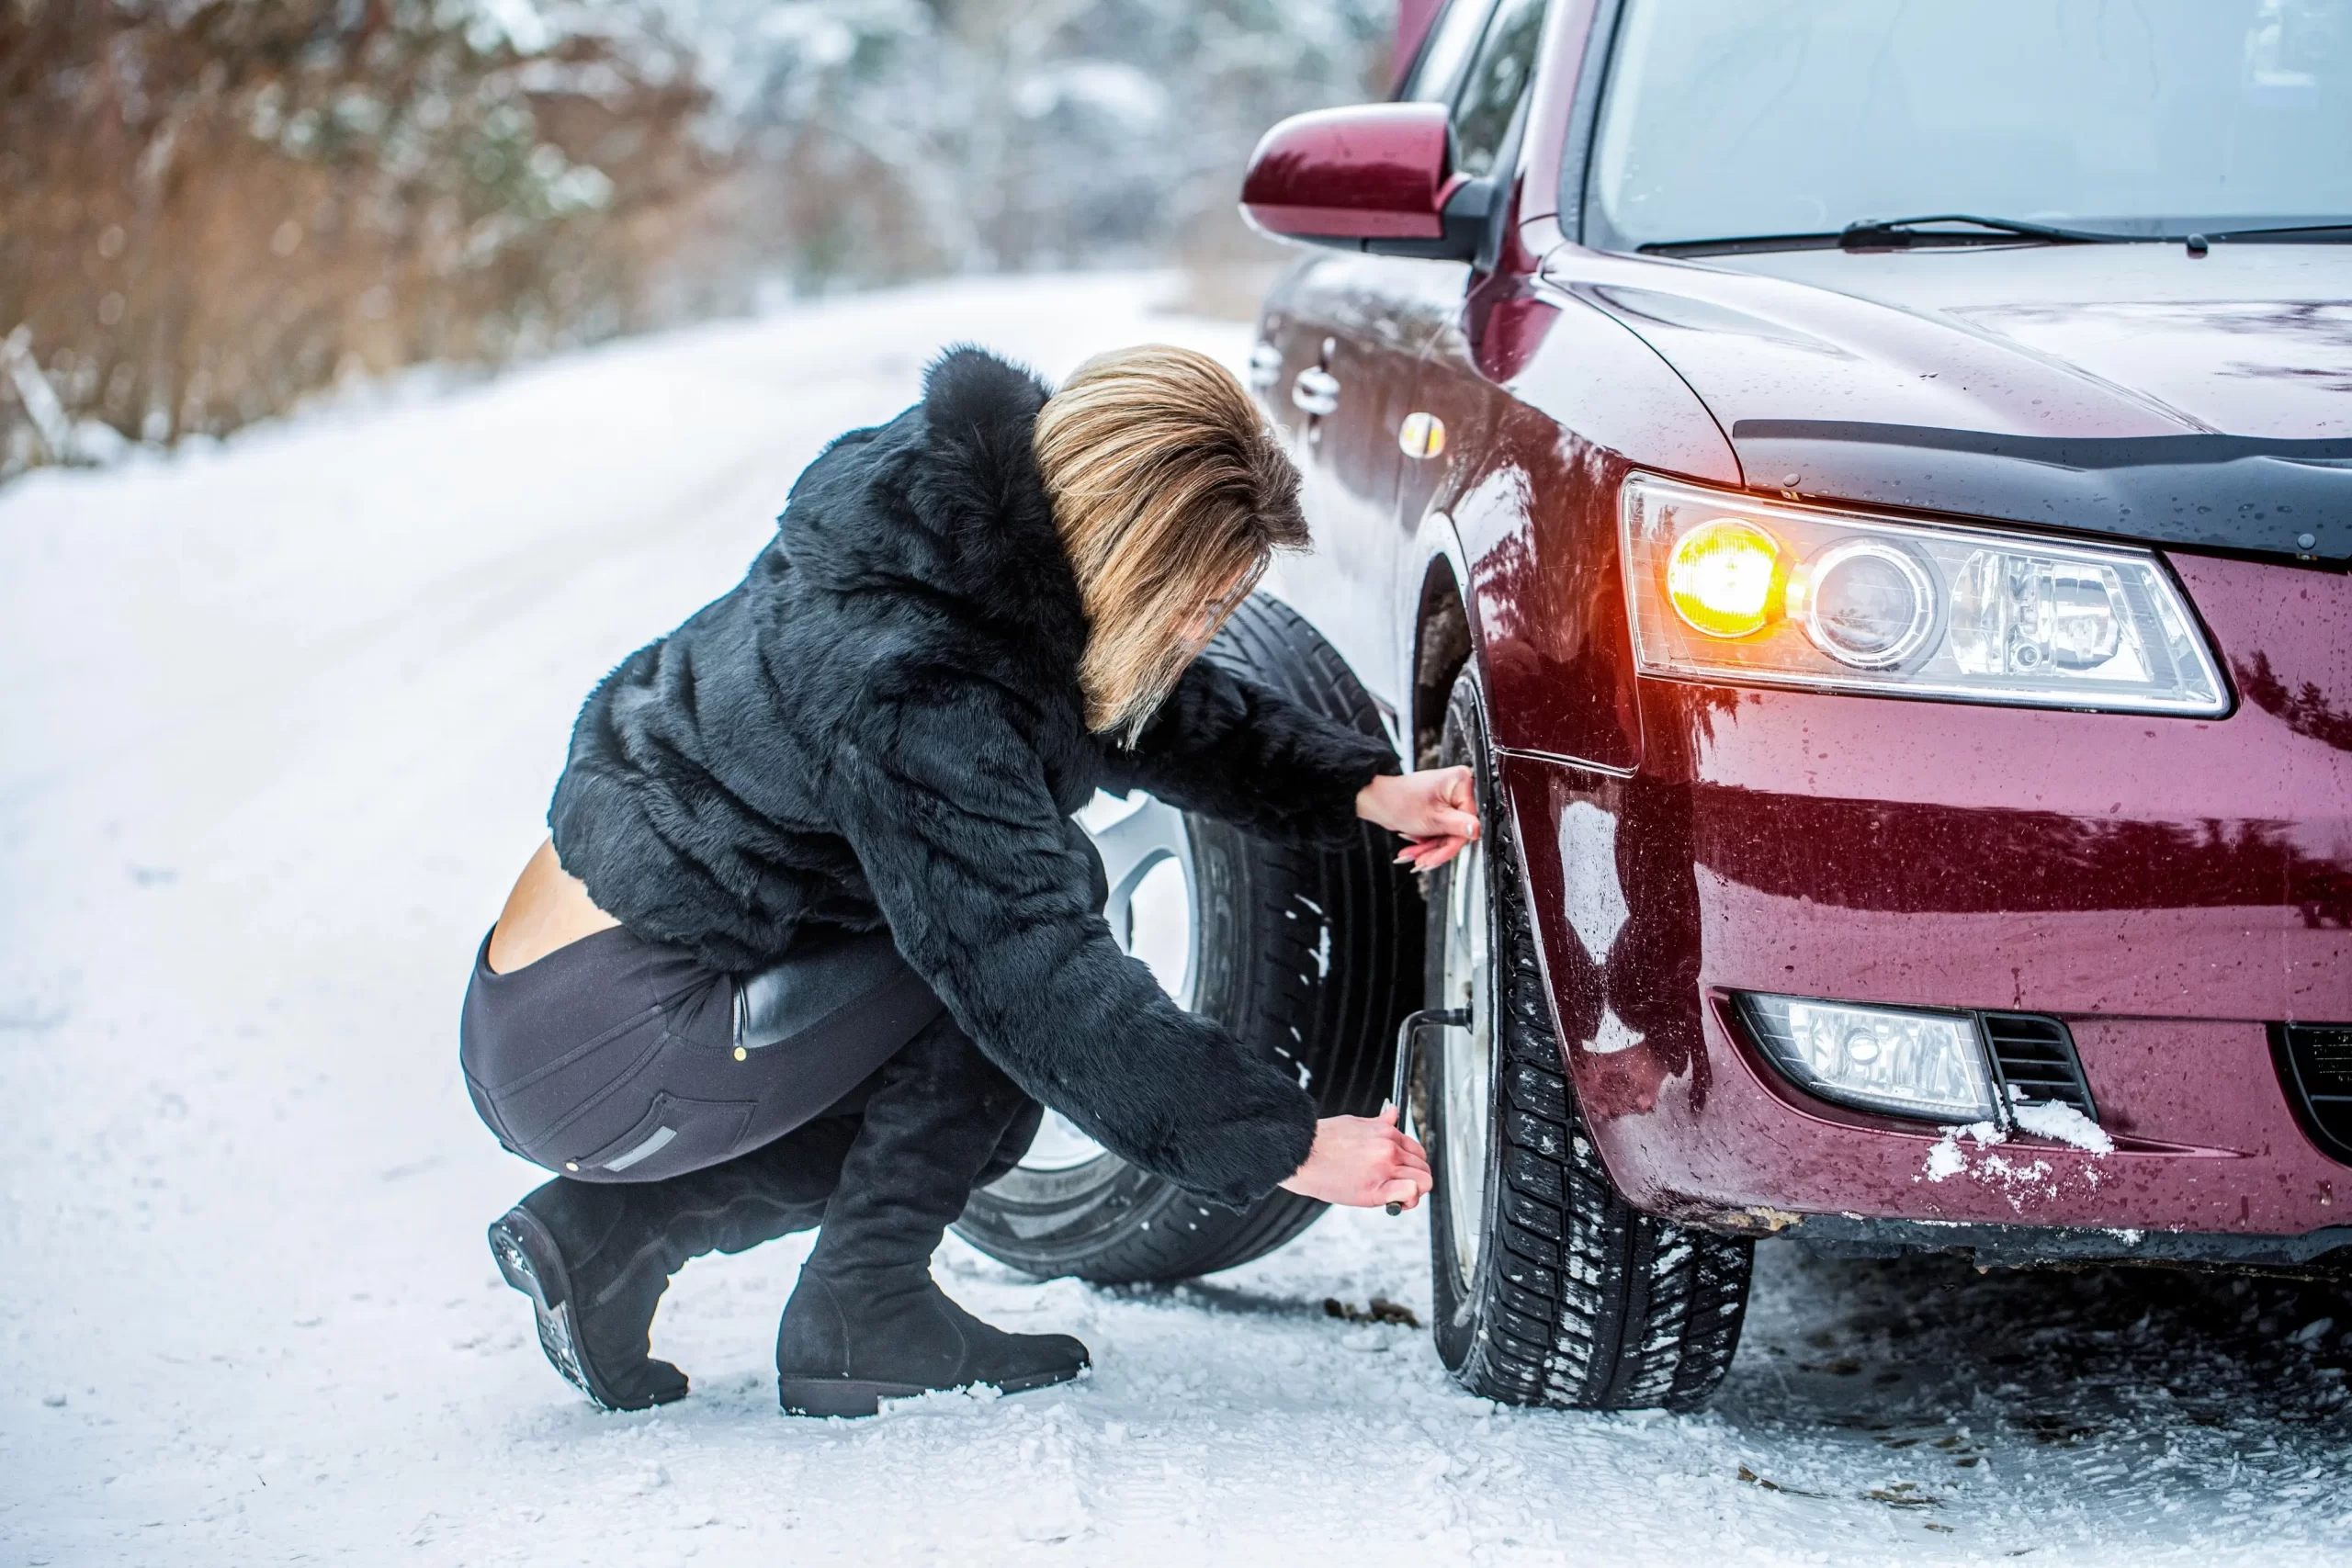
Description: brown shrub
xmin=0 ymin=0 xmax=718 ymax=462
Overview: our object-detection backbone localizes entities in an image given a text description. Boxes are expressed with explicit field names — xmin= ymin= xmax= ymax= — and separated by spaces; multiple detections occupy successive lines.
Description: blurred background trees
xmin=1 ymin=0 xmax=1388 ymax=473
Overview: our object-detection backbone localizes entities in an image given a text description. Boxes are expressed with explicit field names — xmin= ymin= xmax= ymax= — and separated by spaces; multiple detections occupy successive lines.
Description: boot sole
xmin=777 ymin=1363 xmax=1088 ymax=1419
xmin=489 ymin=1208 xmax=684 ymax=1415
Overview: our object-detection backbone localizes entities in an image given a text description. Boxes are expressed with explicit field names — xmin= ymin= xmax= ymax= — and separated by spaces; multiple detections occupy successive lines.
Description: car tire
xmin=952 ymin=592 xmax=1421 ymax=1284
xmin=1419 ymin=668 xmax=1754 ymax=1409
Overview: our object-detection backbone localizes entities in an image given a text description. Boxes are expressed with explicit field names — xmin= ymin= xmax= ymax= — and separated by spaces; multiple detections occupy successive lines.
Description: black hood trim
xmin=1733 ymin=419 xmax=2352 ymax=563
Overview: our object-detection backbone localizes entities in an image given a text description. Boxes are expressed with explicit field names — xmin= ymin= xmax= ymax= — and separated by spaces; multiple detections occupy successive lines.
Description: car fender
xmin=1500 ymin=279 xmax=1741 ymax=490
xmin=1405 ymin=281 xmax=1740 ymax=775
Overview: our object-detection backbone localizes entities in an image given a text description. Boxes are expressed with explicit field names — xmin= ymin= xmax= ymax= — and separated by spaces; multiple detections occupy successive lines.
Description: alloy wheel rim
xmin=1440 ymin=832 xmax=1493 ymax=1285
xmin=1015 ymin=792 xmax=1200 ymax=1172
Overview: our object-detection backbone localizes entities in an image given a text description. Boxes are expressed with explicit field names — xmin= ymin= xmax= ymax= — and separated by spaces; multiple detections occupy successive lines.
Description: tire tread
xmin=1430 ymin=673 xmax=1752 ymax=1411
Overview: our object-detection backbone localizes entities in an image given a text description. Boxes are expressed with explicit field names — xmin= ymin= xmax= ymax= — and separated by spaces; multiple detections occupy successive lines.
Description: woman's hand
xmin=1356 ymin=766 xmax=1480 ymax=873
xmin=1278 ymin=1105 xmax=1433 ymax=1210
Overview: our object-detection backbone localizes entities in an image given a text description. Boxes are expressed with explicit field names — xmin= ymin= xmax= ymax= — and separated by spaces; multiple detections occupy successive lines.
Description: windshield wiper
xmin=1640 ymin=214 xmax=2129 ymax=258
xmin=2196 ymin=222 xmax=2352 ymax=243
xmin=1836 ymin=214 xmax=2130 ymax=247
xmin=1637 ymin=230 xmax=1843 ymax=257
xmin=1642 ymin=215 xmax=2352 ymax=259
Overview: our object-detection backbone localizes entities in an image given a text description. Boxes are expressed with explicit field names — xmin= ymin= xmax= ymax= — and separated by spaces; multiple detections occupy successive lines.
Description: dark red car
xmin=957 ymin=0 xmax=2352 ymax=1413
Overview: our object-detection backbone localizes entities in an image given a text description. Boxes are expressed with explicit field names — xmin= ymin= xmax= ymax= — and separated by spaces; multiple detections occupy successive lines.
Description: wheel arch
xmin=1409 ymin=515 xmax=1476 ymax=773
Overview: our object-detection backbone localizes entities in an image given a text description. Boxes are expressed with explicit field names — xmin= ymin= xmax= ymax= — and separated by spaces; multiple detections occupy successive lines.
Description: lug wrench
xmin=1385 ymin=1007 xmax=1469 ymax=1213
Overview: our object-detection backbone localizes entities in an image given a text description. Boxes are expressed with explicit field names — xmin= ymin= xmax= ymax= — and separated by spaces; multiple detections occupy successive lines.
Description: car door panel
xmin=1263 ymin=252 xmax=1453 ymax=722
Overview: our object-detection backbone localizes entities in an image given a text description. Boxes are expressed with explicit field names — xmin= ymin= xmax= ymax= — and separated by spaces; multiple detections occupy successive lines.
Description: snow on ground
xmin=3 ymin=273 xmax=2347 ymax=1566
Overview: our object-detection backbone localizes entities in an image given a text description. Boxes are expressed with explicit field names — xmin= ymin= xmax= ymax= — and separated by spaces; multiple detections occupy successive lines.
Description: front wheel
xmin=1419 ymin=669 xmax=1753 ymax=1409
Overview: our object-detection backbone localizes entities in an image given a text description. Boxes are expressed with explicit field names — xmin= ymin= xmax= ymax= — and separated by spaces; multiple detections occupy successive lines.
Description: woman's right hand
xmin=1278 ymin=1105 xmax=1433 ymax=1210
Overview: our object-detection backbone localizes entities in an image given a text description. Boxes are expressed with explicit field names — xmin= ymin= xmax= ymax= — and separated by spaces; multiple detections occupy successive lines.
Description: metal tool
xmin=1385 ymin=1007 xmax=1468 ymax=1214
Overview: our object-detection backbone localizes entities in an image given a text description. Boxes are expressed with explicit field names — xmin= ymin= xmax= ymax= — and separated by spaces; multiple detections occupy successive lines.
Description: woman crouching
xmin=459 ymin=344 xmax=1476 ymax=1417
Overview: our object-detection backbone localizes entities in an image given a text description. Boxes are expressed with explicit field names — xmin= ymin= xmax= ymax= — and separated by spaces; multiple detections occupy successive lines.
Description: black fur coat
xmin=548 ymin=348 xmax=1397 ymax=1207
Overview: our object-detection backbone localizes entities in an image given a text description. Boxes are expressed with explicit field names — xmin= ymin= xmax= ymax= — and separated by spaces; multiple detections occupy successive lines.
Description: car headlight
xmin=1620 ymin=474 xmax=2228 ymax=715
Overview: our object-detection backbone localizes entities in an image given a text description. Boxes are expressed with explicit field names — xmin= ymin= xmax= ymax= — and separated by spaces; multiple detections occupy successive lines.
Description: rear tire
xmin=1419 ymin=669 xmax=1753 ymax=1409
xmin=952 ymin=593 xmax=1420 ymax=1284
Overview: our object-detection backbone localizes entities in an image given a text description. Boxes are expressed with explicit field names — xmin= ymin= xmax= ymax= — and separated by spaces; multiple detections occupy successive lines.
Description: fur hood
xmin=784 ymin=347 xmax=1089 ymax=660
xmin=547 ymin=346 xmax=1396 ymax=1207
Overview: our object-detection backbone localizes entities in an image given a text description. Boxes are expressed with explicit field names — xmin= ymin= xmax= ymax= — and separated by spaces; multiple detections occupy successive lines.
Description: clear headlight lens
xmin=1737 ymin=993 xmax=1998 ymax=1123
xmin=1622 ymin=475 xmax=2227 ymax=714
xmin=1800 ymin=539 xmax=1937 ymax=668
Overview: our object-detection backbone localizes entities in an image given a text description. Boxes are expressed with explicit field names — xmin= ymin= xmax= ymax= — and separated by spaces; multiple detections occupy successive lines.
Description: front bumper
xmin=1497 ymin=549 xmax=2352 ymax=1258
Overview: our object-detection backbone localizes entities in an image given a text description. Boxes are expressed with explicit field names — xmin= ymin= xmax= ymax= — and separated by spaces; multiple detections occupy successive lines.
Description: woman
xmin=461 ymin=344 xmax=1477 ymax=1419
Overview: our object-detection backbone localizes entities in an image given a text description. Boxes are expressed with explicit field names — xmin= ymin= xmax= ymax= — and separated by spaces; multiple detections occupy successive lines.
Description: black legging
xmin=459 ymin=921 xmax=948 ymax=1185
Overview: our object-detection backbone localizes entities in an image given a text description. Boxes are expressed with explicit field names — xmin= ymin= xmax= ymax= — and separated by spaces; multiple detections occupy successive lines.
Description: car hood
xmin=1547 ymin=244 xmax=2352 ymax=562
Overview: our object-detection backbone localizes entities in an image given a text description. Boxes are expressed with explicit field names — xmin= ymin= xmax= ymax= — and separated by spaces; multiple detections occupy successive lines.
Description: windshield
xmin=1587 ymin=0 xmax=2352 ymax=250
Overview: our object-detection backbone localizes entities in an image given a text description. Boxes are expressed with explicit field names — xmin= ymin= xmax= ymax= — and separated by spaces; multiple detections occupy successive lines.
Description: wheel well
xmin=1412 ymin=563 xmax=1472 ymax=771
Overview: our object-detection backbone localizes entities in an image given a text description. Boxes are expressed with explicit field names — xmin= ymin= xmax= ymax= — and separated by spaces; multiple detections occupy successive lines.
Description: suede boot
xmin=775 ymin=1015 xmax=1087 ymax=1416
xmin=490 ymin=1113 xmax=858 ymax=1411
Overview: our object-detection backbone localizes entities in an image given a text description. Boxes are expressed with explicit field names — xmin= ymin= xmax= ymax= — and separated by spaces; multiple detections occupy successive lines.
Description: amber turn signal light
xmin=1666 ymin=517 xmax=1783 ymax=637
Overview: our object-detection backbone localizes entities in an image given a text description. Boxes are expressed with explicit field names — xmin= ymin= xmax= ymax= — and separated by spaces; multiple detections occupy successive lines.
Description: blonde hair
xmin=1033 ymin=344 xmax=1309 ymax=741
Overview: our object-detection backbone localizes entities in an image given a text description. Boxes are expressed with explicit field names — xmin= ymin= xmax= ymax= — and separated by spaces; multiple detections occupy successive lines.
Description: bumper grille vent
xmin=2275 ymin=1023 xmax=2352 ymax=1167
xmin=1982 ymin=1012 xmax=2096 ymax=1121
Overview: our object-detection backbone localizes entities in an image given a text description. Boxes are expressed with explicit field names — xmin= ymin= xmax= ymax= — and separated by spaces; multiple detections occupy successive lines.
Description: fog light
xmin=1667 ymin=518 xmax=1782 ymax=637
xmin=1737 ymin=993 xmax=1997 ymax=1122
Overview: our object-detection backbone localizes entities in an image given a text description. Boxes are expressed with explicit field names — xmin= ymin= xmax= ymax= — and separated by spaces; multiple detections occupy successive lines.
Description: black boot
xmin=775 ymin=1015 xmax=1088 ymax=1416
xmin=490 ymin=1113 xmax=858 ymax=1411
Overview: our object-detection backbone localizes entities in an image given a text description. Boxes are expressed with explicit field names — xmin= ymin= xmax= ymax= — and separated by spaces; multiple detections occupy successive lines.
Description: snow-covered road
xmin=3 ymin=274 xmax=2346 ymax=1566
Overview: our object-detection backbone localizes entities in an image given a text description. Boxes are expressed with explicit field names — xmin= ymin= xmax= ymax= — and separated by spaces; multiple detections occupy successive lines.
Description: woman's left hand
xmin=1355 ymin=766 xmax=1480 ymax=873
xmin=1278 ymin=1105 xmax=1433 ymax=1210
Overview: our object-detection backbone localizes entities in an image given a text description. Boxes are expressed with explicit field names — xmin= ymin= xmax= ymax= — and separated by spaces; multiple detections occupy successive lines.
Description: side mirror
xmin=1239 ymin=102 xmax=1487 ymax=261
